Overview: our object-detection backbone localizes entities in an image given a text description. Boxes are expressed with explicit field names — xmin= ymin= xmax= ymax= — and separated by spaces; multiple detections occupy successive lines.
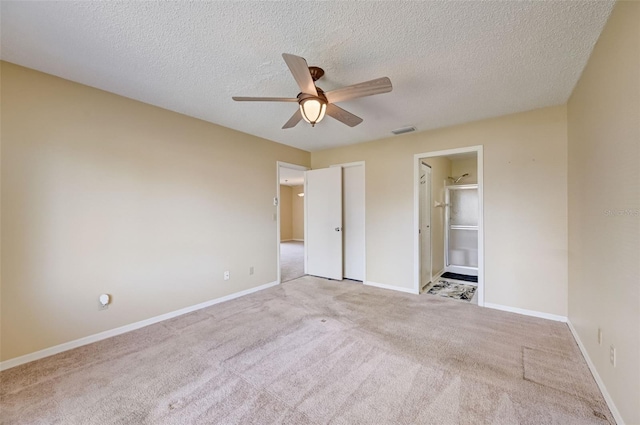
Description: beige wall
xmin=291 ymin=185 xmax=304 ymax=240
xmin=421 ymin=157 xmax=450 ymax=276
xmin=312 ymin=105 xmax=568 ymax=316
xmin=0 ymin=62 xmax=310 ymax=361
xmin=279 ymin=185 xmax=293 ymax=241
xmin=567 ymin=2 xmax=640 ymax=423
xmin=451 ymin=157 xmax=478 ymax=184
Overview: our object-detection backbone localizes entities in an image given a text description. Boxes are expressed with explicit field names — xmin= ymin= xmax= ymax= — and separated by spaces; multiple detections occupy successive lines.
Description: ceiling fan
xmin=232 ymin=53 xmax=392 ymax=129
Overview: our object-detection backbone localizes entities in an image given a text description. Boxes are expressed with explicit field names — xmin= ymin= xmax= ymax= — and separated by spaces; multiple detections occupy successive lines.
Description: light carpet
xmin=280 ymin=241 xmax=305 ymax=282
xmin=0 ymin=276 xmax=613 ymax=424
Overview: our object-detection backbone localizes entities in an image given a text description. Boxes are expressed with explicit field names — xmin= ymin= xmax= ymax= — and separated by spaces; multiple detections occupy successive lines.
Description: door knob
xmin=335 ymin=227 xmax=341 ymax=232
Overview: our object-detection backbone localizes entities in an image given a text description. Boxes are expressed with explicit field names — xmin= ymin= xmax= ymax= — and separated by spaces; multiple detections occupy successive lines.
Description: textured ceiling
xmin=1 ymin=1 xmax=614 ymax=152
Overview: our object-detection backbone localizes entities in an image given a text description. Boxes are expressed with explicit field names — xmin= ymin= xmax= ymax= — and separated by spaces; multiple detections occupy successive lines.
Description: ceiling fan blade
xmin=282 ymin=109 xmax=303 ymax=129
xmin=325 ymin=77 xmax=392 ymax=104
xmin=232 ymin=96 xmax=298 ymax=102
xmin=326 ymin=104 xmax=363 ymax=127
xmin=282 ymin=53 xmax=318 ymax=96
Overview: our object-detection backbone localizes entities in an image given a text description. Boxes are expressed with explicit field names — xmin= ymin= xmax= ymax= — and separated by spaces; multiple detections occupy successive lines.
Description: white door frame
xmin=276 ymin=161 xmax=309 ymax=284
xmin=413 ymin=146 xmax=484 ymax=306
xmin=330 ymin=161 xmax=366 ymax=283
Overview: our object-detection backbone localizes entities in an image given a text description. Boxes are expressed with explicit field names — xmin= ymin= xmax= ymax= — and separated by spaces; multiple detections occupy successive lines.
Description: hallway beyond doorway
xmin=280 ymin=241 xmax=305 ymax=282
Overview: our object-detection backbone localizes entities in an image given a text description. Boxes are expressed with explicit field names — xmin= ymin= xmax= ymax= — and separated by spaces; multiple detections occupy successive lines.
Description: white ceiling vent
xmin=391 ymin=126 xmax=416 ymax=135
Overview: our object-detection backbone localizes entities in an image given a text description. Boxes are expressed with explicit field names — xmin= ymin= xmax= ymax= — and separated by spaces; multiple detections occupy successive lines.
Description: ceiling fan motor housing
xmin=308 ymin=66 xmax=325 ymax=82
xmin=297 ymin=87 xmax=327 ymax=103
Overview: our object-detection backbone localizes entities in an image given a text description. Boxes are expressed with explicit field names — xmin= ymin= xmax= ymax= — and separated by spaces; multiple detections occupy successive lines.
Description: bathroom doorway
xmin=413 ymin=146 xmax=484 ymax=305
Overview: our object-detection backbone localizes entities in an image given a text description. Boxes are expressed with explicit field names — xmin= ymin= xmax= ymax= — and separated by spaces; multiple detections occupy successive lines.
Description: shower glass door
xmin=445 ymin=185 xmax=479 ymax=274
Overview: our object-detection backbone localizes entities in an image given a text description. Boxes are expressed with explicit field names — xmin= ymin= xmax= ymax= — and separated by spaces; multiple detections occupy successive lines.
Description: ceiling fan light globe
xmin=299 ymin=98 xmax=327 ymax=127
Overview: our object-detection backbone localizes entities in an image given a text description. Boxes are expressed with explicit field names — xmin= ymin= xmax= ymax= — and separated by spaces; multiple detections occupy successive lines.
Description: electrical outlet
xmin=249 ymin=266 xmax=254 ymax=275
xmin=597 ymin=328 xmax=602 ymax=345
xmin=609 ymin=345 xmax=616 ymax=367
xmin=224 ymin=271 xmax=230 ymax=281
xmin=98 ymin=294 xmax=110 ymax=311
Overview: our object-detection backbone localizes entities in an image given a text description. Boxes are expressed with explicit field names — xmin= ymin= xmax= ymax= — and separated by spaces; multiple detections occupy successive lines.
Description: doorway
xmin=277 ymin=162 xmax=308 ymax=283
xmin=413 ymin=146 xmax=484 ymax=305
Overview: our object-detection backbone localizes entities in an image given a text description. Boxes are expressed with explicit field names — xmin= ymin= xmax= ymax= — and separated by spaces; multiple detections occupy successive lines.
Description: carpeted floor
xmin=0 ymin=276 xmax=613 ymax=424
xmin=280 ymin=240 xmax=305 ymax=282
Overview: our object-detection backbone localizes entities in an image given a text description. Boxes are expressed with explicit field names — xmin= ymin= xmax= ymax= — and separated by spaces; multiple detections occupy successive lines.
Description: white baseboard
xmin=0 ymin=280 xmax=279 ymax=371
xmin=567 ymin=320 xmax=625 ymax=425
xmin=365 ymin=281 xmax=418 ymax=295
xmin=292 ymin=239 xmax=304 ymax=242
xmin=280 ymin=239 xmax=293 ymax=242
xmin=484 ymin=303 xmax=567 ymax=322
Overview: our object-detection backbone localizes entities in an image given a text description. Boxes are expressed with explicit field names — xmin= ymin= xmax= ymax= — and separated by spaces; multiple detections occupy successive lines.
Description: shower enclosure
xmin=445 ymin=184 xmax=479 ymax=275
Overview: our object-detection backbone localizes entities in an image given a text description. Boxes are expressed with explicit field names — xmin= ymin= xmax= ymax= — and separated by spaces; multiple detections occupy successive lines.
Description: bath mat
xmin=440 ymin=272 xmax=478 ymax=283
xmin=427 ymin=280 xmax=476 ymax=301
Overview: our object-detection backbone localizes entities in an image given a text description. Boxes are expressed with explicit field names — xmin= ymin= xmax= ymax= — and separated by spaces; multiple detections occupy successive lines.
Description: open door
xmin=420 ymin=163 xmax=432 ymax=288
xmin=305 ymin=167 xmax=343 ymax=280
xmin=341 ymin=164 xmax=365 ymax=281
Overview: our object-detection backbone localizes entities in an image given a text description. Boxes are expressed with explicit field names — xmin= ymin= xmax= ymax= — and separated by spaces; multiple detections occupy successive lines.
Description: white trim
xmin=413 ymin=157 xmax=420 ymax=294
xmin=292 ymin=239 xmax=304 ymax=242
xmin=484 ymin=302 xmax=567 ymax=322
xmin=567 ymin=320 xmax=625 ymax=425
xmin=331 ymin=161 xmax=366 ymax=284
xmin=303 ymin=173 xmax=308 ymax=275
xmin=280 ymin=239 xmax=294 ymax=242
xmin=0 ymin=280 xmax=279 ymax=371
xmin=413 ymin=145 xmax=484 ymax=306
xmin=477 ymin=147 xmax=484 ymax=306
xmin=276 ymin=161 xmax=309 ymax=284
xmin=365 ymin=281 xmax=419 ymax=295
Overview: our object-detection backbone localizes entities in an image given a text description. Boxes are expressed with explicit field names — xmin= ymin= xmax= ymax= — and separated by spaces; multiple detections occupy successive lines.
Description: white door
xmin=420 ymin=163 xmax=432 ymax=288
xmin=341 ymin=165 xmax=365 ymax=281
xmin=305 ymin=167 xmax=343 ymax=280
